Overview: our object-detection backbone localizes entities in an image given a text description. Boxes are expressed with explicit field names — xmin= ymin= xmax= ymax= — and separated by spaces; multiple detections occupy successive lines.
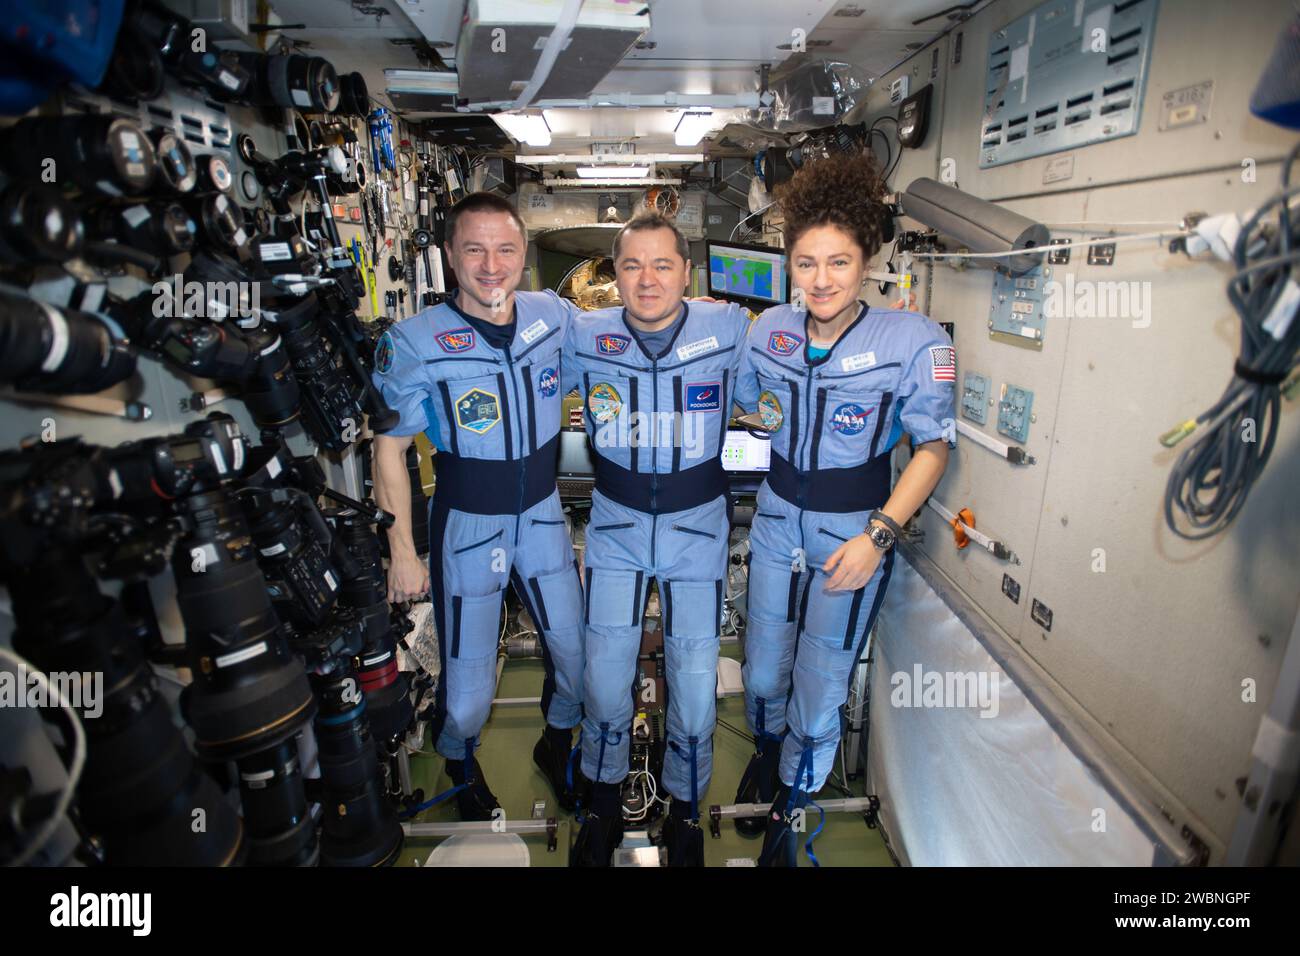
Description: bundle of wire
xmin=1163 ymin=141 xmax=1300 ymax=540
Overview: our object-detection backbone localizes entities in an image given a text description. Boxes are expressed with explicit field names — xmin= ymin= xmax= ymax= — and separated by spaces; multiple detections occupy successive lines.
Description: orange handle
xmin=952 ymin=507 xmax=975 ymax=549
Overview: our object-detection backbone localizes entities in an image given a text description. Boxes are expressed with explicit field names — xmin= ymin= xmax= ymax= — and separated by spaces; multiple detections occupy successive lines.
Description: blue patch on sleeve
xmin=375 ymin=331 xmax=395 ymax=374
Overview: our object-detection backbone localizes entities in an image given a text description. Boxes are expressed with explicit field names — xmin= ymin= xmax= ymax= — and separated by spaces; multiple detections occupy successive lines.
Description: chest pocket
xmin=754 ymin=366 xmax=798 ymax=463
xmin=520 ymin=342 xmax=563 ymax=454
xmin=582 ymin=367 xmax=641 ymax=470
xmin=672 ymin=359 xmax=732 ymax=469
xmin=434 ymin=361 xmax=511 ymax=460
xmin=816 ymin=365 xmax=899 ymax=468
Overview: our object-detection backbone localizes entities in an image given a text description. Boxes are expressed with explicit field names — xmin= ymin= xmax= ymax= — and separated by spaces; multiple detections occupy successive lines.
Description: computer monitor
xmin=721 ymin=428 xmax=772 ymax=474
xmin=558 ymin=427 xmax=596 ymax=478
xmin=706 ymin=240 xmax=788 ymax=311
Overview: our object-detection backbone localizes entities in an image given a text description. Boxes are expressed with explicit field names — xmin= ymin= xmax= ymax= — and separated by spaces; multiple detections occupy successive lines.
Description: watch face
xmin=870 ymin=525 xmax=895 ymax=550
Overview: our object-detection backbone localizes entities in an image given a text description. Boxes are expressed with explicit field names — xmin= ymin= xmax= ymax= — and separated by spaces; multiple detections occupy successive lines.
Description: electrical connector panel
xmin=979 ymin=0 xmax=1159 ymax=168
xmin=997 ymin=384 xmax=1035 ymax=444
xmin=990 ymin=264 xmax=1048 ymax=349
xmin=962 ymin=371 xmax=991 ymax=424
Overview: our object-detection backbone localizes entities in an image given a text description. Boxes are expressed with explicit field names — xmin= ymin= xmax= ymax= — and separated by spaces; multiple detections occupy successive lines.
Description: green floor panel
xmin=396 ymin=649 xmax=893 ymax=868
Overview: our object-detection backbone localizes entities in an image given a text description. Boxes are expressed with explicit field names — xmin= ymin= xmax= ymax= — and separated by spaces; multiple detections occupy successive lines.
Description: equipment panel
xmin=979 ymin=0 xmax=1159 ymax=168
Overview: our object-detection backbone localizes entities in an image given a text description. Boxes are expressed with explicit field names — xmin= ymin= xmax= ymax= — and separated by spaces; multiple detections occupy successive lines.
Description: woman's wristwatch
xmin=866 ymin=510 xmax=902 ymax=551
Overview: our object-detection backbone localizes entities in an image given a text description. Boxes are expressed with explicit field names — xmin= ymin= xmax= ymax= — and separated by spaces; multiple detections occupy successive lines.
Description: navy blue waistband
xmin=432 ymin=436 xmax=558 ymax=515
xmin=594 ymin=458 xmax=727 ymax=514
xmin=766 ymin=452 xmax=891 ymax=514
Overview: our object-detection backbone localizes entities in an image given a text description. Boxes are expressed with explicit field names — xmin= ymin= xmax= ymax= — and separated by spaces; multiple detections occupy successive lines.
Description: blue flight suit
xmin=374 ymin=291 xmax=584 ymax=763
xmin=563 ymin=301 xmax=748 ymax=815
xmin=734 ymin=303 xmax=956 ymax=792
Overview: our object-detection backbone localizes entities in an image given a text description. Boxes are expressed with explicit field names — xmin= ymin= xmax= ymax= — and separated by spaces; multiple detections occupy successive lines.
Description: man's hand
xmin=823 ymin=534 xmax=884 ymax=593
xmin=387 ymin=549 xmax=430 ymax=604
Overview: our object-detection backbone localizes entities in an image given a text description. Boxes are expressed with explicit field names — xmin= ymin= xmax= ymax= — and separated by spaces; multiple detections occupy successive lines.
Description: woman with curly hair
xmin=732 ymin=151 xmax=957 ymax=866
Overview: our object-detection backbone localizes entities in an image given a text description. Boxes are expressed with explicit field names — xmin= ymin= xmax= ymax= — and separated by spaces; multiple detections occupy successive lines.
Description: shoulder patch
xmin=375 ymin=330 xmax=395 ymax=374
xmin=929 ymin=345 xmax=957 ymax=382
xmin=437 ymin=327 xmax=476 ymax=353
xmin=768 ymin=330 xmax=803 ymax=356
xmin=596 ymin=333 xmax=630 ymax=355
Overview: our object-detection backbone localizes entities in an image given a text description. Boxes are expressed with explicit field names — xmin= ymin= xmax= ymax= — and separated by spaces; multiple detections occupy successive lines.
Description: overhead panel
xmin=456 ymin=0 xmax=648 ymax=104
xmin=979 ymin=0 xmax=1159 ymax=168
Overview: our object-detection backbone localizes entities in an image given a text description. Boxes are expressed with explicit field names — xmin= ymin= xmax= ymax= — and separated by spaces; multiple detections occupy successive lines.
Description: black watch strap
xmin=869 ymin=510 xmax=903 ymax=538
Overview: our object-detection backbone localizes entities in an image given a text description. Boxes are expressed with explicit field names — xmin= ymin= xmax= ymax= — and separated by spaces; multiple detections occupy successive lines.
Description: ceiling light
xmin=576 ymin=164 xmax=651 ymax=178
xmin=675 ymin=110 xmax=715 ymax=146
xmin=490 ymin=112 xmax=552 ymax=147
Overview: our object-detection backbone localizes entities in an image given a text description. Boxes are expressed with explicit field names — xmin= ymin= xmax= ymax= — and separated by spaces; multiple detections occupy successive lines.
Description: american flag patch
xmin=929 ymin=345 xmax=956 ymax=382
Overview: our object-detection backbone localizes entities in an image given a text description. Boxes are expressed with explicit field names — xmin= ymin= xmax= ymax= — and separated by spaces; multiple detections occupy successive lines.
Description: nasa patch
xmin=685 ymin=382 xmax=721 ymax=412
xmin=587 ymin=382 xmax=623 ymax=423
xmin=375 ymin=331 xmax=395 ymax=374
xmin=830 ymin=402 xmax=873 ymax=436
xmin=768 ymin=330 xmax=803 ymax=356
xmin=437 ymin=327 xmax=476 ymax=353
xmin=596 ymin=333 xmax=631 ymax=355
xmin=537 ymin=366 xmax=559 ymax=397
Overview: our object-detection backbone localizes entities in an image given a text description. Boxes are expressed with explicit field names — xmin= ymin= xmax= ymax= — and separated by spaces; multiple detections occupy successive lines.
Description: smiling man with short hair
xmin=562 ymin=211 xmax=748 ymax=866
xmin=372 ymin=192 xmax=587 ymax=821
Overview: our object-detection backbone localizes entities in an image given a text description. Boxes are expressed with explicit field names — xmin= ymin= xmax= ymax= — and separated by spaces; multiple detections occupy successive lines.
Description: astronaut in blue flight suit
xmin=372 ymin=193 xmax=586 ymax=821
xmin=563 ymin=211 xmax=748 ymax=866
xmin=731 ymin=154 xmax=956 ymax=865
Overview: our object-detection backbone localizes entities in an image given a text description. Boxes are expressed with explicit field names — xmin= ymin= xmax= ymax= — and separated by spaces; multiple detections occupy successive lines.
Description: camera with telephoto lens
xmin=110 ymin=276 xmax=301 ymax=432
xmin=0 ymin=415 xmax=321 ymax=865
xmin=236 ymin=441 xmax=405 ymax=866
xmin=0 ymin=446 xmax=246 ymax=866
xmin=0 ymin=286 xmax=136 ymax=395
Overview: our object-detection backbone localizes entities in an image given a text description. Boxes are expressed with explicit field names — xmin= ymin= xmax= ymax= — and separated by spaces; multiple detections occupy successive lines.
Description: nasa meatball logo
xmin=375 ymin=331 xmax=395 ymax=374
xmin=767 ymin=330 xmax=803 ymax=356
xmin=537 ymin=367 xmax=559 ymax=397
xmin=830 ymin=402 xmax=873 ymax=435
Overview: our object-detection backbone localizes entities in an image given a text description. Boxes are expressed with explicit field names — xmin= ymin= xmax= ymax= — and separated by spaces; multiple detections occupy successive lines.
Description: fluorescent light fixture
xmin=490 ymin=112 xmax=552 ymax=147
xmin=384 ymin=69 xmax=458 ymax=93
xmin=543 ymin=178 xmax=681 ymax=188
xmin=675 ymin=110 xmax=715 ymax=146
xmin=576 ymin=164 xmax=651 ymax=179
xmin=520 ymin=154 xmax=704 ymax=165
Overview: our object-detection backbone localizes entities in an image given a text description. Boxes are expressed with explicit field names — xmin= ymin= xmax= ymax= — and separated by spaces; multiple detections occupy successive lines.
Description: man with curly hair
xmin=732 ymin=153 xmax=957 ymax=866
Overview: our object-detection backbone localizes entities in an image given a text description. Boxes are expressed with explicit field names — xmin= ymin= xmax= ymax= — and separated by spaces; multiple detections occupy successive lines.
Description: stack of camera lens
xmin=0 ymin=286 xmax=136 ymax=396
xmin=117 ymin=2 xmax=369 ymax=118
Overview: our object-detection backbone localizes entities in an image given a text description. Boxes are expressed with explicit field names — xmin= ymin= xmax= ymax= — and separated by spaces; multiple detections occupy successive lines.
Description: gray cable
xmin=1163 ymin=142 xmax=1300 ymax=539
